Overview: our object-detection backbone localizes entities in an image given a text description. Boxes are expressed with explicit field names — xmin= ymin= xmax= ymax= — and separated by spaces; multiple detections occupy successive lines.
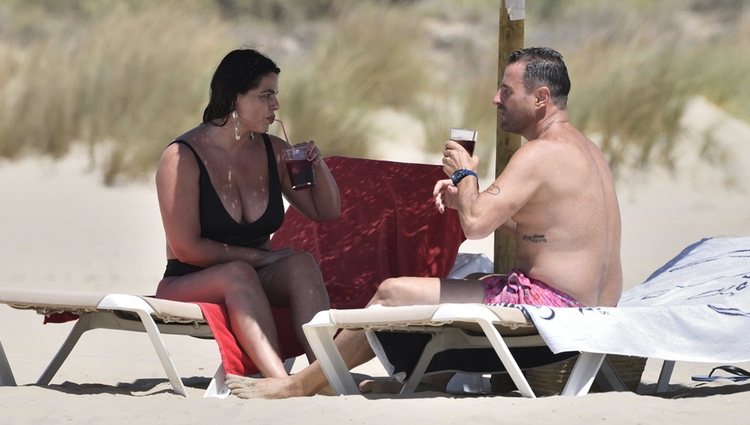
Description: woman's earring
xmin=232 ymin=111 xmax=241 ymax=141
xmin=250 ymin=132 xmax=255 ymax=140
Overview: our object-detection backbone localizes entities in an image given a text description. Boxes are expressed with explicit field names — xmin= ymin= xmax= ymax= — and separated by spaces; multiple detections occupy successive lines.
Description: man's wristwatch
xmin=451 ymin=168 xmax=478 ymax=186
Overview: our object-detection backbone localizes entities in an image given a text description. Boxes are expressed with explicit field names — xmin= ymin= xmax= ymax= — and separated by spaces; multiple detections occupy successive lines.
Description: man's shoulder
xmin=523 ymin=131 xmax=595 ymax=159
xmin=512 ymin=137 xmax=566 ymax=163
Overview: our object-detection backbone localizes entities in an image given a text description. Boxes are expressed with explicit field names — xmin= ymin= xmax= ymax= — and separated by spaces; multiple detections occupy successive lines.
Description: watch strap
xmin=451 ymin=169 xmax=478 ymax=186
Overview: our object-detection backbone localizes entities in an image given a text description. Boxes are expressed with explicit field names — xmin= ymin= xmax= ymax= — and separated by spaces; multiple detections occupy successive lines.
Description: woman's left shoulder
xmin=264 ymin=133 xmax=287 ymax=145
xmin=264 ymin=133 xmax=289 ymax=153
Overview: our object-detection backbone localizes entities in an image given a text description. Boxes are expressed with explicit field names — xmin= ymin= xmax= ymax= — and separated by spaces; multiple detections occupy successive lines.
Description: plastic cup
xmin=449 ymin=128 xmax=478 ymax=156
xmin=283 ymin=146 xmax=316 ymax=190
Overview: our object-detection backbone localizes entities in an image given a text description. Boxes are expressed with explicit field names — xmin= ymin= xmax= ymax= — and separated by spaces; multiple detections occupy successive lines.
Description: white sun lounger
xmin=303 ymin=303 xmax=608 ymax=398
xmin=0 ymin=288 xmax=229 ymax=398
xmin=304 ymin=236 xmax=750 ymax=398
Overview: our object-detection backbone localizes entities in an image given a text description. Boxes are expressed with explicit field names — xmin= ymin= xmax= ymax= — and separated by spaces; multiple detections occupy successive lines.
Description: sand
xmin=1 ymin=96 xmax=749 ymax=424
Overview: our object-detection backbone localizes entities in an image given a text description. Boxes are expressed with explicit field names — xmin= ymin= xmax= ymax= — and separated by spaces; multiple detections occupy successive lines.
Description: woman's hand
xmin=256 ymin=248 xmax=296 ymax=268
xmin=298 ymin=140 xmax=323 ymax=166
xmin=433 ymin=178 xmax=458 ymax=213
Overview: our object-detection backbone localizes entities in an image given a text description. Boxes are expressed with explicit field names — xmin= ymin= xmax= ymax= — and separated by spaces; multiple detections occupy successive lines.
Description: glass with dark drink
xmin=449 ymin=128 xmax=478 ymax=156
xmin=284 ymin=146 xmax=316 ymax=190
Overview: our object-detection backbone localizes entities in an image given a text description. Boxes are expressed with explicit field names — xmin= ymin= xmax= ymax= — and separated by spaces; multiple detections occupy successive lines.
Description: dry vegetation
xmin=0 ymin=0 xmax=747 ymax=184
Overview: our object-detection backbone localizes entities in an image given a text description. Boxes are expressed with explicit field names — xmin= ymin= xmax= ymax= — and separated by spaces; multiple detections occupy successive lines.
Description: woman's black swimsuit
xmin=163 ymin=134 xmax=284 ymax=277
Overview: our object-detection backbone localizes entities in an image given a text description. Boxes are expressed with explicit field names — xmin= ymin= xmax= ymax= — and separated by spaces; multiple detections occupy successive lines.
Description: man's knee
xmin=372 ymin=278 xmax=408 ymax=307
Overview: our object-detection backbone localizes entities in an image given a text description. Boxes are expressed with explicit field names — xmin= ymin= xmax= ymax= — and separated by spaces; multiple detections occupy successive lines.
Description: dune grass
xmin=0 ymin=2 xmax=231 ymax=184
xmin=0 ymin=0 xmax=748 ymax=184
xmin=531 ymin=0 xmax=750 ymax=175
xmin=277 ymin=2 xmax=429 ymax=157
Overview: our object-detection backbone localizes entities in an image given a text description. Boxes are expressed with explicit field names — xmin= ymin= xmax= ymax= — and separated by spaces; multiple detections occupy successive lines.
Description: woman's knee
xmin=282 ymin=252 xmax=325 ymax=285
xmin=283 ymin=251 xmax=318 ymax=271
xmin=216 ymin=261 xmax=261 ymax=291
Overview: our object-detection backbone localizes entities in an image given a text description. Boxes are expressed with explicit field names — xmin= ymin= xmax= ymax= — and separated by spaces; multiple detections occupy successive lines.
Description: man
xmin=226 ymin=46 xmax=622 ymax=399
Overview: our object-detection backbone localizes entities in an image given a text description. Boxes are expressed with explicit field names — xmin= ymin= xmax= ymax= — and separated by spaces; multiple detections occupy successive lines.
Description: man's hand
xmin=433 ymin=179 xmax=458 ymax=213
xmin=442 ymin=140 xmax=479 ymax=177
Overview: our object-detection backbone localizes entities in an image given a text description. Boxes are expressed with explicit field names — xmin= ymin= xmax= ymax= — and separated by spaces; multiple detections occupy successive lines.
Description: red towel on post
xmin=271 ymin=156 xmax=465 ymax=309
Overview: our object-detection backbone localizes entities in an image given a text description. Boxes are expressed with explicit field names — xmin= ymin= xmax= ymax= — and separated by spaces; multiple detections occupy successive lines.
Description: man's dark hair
xmin=508 ymin=47 xmax=570 ymax=107
xmin=202 ymin=49 xmax=281 ymax=126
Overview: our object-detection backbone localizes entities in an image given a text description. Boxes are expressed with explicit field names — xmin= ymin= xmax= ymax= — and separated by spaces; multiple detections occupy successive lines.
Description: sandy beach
xmin=1 ymin=96 xmax=749 ymax=424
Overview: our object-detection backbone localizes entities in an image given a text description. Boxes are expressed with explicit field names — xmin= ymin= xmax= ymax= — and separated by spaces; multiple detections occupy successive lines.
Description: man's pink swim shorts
xmin=481 ymin=270 xmax=583 ymax=307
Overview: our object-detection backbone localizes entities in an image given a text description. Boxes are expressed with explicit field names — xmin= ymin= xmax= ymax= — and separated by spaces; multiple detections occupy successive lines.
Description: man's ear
xmin=535 ymin=86 xmax=551 ymax=107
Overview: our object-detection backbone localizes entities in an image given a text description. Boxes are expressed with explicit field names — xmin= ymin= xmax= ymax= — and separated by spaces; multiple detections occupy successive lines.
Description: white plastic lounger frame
xmin=303 ymin=303 xmax=606 ymax=398
xmin=0 ymin=289 xmax=229 ymax=398
xmin=0 ymin=340 xmax=15 ymax=386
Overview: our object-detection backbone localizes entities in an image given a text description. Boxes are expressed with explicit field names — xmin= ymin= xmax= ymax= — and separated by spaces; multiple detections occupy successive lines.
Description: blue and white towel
xmin=522 ymin=236 xmax=750 ymax=363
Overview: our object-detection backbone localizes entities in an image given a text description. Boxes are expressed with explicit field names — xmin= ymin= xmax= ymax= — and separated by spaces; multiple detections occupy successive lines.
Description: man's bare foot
xmin=225 ymin=374 xmax=306 ymax=399
xmin=358 ymin=377 xmax=448 ymax=394
xmin=358 ymin=378 xmax=403 ymax=394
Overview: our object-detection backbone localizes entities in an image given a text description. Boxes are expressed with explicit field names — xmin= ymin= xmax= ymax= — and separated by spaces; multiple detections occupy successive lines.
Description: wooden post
xmin=494 ymin=0 xmax=524 ymax=274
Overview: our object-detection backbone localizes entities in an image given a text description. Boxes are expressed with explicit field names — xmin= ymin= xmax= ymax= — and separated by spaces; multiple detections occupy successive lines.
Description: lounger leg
xmin=561 ymin=352 xmax=606 ymax=396
xmin=595 ymin=356 xmax=627 ymax=392
xmin=656 ymin=360 xmax=675 ymax=393
xmin=303 ymin=313 xmax=359 ymax=395
xmin=283 ymin=356 xmax=296 ymax=373
xmin=37 ymin=314 xmax=94 ymax=385
xmin=474 ymin=319 xmax=536 ymax=398
xmin=399 ymin=332 xmax=443 ymax=394
xmin=0 ymin=340 xmax=16 ymax=386
xmin=204 ymin=363 xmax=230 ymax=399
xmin=131 ymin=309 xmax=189 ymax=397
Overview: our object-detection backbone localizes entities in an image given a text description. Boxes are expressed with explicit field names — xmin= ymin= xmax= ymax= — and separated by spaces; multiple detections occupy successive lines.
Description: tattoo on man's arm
xmin=484 ymin=184 xmax=501 ymax=196
xmin=522 ymin=234 xmax=547 ymax=243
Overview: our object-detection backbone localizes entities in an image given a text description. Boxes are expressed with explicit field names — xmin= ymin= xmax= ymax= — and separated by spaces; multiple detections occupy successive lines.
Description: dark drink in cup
xmin=286 ymin=159 xmax=315 ymax=190
xmin=284 ymin=146 xmax=316 ymax=190
xmin=454 ymin=139 xmax=476 ymax=156
xmin=449 ymin=128 xmax=478 ymax=156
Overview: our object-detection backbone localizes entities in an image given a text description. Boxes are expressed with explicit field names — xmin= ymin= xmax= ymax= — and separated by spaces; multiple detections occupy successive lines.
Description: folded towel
xmin=43 ymin=311 xmax=80 ymax=324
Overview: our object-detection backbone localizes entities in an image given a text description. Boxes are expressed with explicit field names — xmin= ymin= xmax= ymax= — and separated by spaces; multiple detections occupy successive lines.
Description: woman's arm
xmin=272 ymin=137 xmax=341 ymax=222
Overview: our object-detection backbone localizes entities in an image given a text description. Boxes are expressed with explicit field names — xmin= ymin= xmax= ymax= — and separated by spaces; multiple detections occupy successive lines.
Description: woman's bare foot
xmin=225 ymin=374 xmax=306 ymax=399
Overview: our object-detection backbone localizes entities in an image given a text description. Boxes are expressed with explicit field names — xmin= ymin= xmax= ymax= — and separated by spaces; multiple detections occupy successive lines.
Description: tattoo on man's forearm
xmin=522 ymin=234 xmax=547 ymax=243
xmin=484 ymin=184 xmax=501 ymax=196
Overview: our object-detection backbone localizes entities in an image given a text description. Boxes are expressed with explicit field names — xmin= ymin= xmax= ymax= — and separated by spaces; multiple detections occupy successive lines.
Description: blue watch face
xmin=452 ymin=169 xmax=466 ymax=185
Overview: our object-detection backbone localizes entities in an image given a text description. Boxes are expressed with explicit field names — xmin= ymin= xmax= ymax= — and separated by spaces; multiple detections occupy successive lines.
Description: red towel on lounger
xmin=197 ymin=303 xmax=303 ymax=376
xmin=205 ymin=156 xmax=465 ymax=376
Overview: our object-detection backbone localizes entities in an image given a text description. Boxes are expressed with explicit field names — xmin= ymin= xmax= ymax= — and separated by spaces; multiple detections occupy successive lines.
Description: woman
xmin=155 ymin=49 xmax=340 ymax=379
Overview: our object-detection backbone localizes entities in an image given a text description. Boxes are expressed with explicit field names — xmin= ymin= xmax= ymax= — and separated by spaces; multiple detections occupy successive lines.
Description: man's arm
xmin=450 ymin=145 xmax=541 ymax=239
xmin=485 ymin=182 xmax=519 ymax=236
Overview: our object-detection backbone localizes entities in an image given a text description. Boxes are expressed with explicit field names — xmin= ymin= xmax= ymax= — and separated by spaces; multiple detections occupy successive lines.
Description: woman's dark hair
xmin=508 ymin=47 xmax=570 ymax=108
xmin=202 ymin=49 xmax=281 ymax=126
